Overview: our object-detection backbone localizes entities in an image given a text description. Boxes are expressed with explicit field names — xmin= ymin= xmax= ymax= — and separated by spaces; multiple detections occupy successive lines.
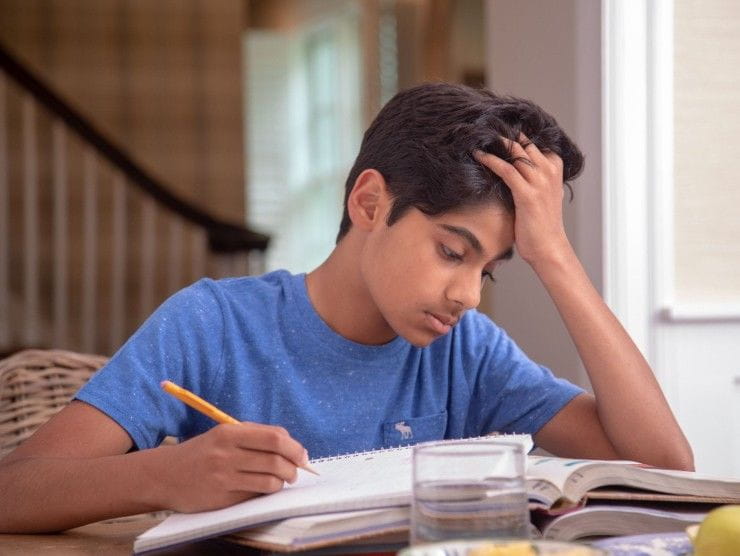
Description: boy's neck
xmin=305 ymin=235 xmax=398 ymax=346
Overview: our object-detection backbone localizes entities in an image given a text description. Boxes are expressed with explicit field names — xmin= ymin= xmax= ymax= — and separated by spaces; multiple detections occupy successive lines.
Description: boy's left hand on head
xmin=474 ymin=135 xmax=572 ymax=266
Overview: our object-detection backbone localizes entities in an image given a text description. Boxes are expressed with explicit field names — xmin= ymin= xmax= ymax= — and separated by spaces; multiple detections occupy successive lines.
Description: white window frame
xmin=602 ymin=0 xmax=674 ymax=369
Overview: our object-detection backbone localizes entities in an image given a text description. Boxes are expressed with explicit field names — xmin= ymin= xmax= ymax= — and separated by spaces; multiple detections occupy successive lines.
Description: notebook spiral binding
xmin=311 ymin=433 xmax=531 ymax=464
xmin=312 ymin=443 xmax=410 ymax=464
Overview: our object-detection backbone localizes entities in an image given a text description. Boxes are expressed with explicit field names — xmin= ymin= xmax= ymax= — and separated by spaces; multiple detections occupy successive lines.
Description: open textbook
xmin=133 ymin=437 xmax=740 ymax=554
xmin=524 ymin=455 xmax=740 ymax=508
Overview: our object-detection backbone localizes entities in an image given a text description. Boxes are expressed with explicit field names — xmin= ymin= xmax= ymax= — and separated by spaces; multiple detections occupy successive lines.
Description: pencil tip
xmin=303 ymin=464 xmax=320 ymax=476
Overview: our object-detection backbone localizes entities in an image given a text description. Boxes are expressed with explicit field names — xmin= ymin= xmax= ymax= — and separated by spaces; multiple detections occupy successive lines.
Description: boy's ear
xmin=347 ymin=169 xmax=390 ymax=232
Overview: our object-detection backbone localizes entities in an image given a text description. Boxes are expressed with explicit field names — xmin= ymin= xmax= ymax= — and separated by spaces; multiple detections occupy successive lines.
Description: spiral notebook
xmin=133 ymin=434 xmax=532 ymax=554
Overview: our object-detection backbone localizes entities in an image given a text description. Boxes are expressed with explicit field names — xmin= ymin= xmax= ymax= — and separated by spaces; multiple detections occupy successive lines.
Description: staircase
xmin=0 ymin=42 xmax=269 ymax=357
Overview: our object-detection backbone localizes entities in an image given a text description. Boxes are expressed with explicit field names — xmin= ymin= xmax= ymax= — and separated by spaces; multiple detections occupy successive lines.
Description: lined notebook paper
xmin=134 ymin=434 xmax=532 ymax=554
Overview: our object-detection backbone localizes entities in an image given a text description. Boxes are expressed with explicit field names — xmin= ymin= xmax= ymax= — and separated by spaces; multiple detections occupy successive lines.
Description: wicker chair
xmin=0 ymin=349 xmax=174 ymax=523
xmin=0 ymin=349 xmax=108 ymax=459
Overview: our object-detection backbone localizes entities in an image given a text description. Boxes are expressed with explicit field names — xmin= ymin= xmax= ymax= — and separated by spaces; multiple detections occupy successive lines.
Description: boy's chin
xmin=399 ymin=330 xmax=440 ymax=348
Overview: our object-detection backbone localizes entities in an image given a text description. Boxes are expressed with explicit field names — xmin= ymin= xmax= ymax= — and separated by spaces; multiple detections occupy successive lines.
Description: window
xmin=244 ymin=6 xmax=362 ymax=273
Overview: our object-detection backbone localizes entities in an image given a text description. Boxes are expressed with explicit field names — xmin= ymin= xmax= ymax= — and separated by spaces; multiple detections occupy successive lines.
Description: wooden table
xmin=0 ymin=517 xmax=256 ymax=555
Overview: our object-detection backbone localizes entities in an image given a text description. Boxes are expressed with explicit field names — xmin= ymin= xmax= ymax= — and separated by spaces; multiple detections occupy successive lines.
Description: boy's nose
xmin=447 ymin=271 xmax=481 ymax=310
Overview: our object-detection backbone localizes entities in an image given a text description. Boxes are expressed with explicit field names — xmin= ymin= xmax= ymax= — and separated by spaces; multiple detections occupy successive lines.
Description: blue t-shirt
xmin=76 ymin=270 xmax=582 ymax=458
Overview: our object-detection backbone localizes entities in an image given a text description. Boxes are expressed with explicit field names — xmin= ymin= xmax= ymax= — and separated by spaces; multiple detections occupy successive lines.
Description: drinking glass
xmin=410 ymin=440 xmax=529 ymax=545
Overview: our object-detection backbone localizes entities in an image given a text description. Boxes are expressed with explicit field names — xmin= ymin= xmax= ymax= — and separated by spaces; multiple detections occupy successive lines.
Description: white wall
xmin=483 ymin=0 xmax=602 ymax=390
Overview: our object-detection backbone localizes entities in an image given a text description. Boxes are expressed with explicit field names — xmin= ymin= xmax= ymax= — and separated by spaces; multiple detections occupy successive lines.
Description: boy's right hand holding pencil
xmin=150 ymin=418 xmax=310 ymax=513
xmin=151 ymin=380 xmax=313 ymax=513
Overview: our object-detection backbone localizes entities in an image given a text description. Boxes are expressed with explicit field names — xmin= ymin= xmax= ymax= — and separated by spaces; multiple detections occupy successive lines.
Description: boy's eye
xmin=441 ymin=244 xmax=463 ymax=261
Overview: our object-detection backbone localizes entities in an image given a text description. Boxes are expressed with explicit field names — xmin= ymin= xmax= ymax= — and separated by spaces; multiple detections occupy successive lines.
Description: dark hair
xmin=336 ymin=83 xmax=584 ymax=242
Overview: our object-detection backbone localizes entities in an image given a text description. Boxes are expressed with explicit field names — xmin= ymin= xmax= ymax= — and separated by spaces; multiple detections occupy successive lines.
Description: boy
xmin=0 ymin=83 xmax=693 ymax=533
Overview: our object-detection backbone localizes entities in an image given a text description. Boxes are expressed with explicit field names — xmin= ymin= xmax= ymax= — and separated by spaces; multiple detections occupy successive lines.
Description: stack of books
xmin=132 ymin=437 xmax=740 ymax=554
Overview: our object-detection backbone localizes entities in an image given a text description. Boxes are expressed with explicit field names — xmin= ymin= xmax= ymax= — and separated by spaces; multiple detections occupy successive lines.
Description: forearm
xmin=0 ymin=448 xmax=169 ymax=533
xmin=532 ymin=244 xmax=694 ymax=470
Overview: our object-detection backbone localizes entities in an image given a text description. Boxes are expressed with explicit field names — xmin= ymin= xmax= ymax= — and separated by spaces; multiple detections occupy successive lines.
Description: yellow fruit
xmin=467 ymin=542 xmax=535 ymax=556
xmin=693 ymin=505 xmax=740 ymax=556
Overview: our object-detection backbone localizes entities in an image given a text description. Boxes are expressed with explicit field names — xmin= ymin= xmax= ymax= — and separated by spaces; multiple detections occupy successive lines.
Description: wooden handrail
xmin=0 ymin=41 xmax=269 ymax=253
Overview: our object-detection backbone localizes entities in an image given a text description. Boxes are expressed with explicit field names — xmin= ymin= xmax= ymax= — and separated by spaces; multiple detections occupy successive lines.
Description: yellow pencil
xmin=160 ymin=380 xmax=319 ymax=476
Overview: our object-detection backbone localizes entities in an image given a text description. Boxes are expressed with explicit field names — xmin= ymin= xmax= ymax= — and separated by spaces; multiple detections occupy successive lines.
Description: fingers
xmin=473 ymin=149 xmax=529 ymax=196
xmin=230 ymin=422 xmax=308 ymax=468
xmin=515 ymin=134 xmax=564 ymax=177
xmin=521 ymin=137 xmax=549 ymax=172
xmin=504 ymin=135 xmax=547 ymax=178
xmin=209 ymin=422 xmax=308 ymax=486
xmin=474 ymin=134 xmax=564 ymax=192
xmin=235 ymin=471 xmax=293 ymax=494
xmin=234 ymin=449 xmax=302 ymax=485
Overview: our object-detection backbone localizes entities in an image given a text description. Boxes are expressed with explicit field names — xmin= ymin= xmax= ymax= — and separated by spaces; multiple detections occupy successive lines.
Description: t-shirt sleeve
xmin=463 ymin=312 xmax=584 ymax=437
xmin=74 ymin=279 xmax=225 ymax=450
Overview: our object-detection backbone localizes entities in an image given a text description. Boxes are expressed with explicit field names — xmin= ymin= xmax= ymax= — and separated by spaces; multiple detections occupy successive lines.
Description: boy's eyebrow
xmin=440 ymin=224 xmax=483 ymax=252
xmin=439 ymin=224 xmax=514 ymax=261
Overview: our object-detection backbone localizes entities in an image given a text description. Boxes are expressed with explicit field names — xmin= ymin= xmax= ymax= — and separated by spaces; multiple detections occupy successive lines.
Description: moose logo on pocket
xmin=382 ymin=410 xmax=448 ymax=446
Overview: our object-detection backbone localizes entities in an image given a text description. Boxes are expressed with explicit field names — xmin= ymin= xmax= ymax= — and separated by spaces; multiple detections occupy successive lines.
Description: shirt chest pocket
xmin=382 ymin=410 xmax=448 ymax=447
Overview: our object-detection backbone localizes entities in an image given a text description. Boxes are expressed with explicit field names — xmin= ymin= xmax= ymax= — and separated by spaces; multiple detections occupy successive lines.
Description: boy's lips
xmin=425 ymin=312 xmax=457 ymax=335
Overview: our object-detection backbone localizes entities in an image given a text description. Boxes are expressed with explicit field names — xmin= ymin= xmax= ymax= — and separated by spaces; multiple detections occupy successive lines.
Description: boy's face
xmin=360 ymin=202 xmax=514 ymax=347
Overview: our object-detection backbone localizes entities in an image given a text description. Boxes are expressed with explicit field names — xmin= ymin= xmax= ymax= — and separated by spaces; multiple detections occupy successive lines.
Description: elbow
xmin=673 ymin=438 xmax=695 ymax=471
xmin=670 ymin=451 xmax=695 ymax=472
xmin=619 ymin=440 xmax=695 ymax=471
xmin=657 ymin=444 xmax=695 ymax=472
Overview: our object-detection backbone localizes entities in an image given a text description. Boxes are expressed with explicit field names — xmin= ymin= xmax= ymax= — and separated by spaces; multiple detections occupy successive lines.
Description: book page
xmin=525 ymin=456 xmax=638 ymax=503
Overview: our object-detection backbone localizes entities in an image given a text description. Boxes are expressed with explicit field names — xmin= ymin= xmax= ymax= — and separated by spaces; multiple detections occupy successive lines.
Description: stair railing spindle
xmin=139 ymin=196 xmax=156 ymax=322
xmin=167 ymin=217 xmax=183 ymax=295
xmin=22 ymin=96 xmax=39 ymax=347
xmin=109 ymin=174 xmax=126 ymax=353
xmin=81 ymin=150 xmax=97 ymax=353
xmin=52 ymin=122 xmax=69 ymax=348
xmin=0 ymin=74 xmax=9 ymax=348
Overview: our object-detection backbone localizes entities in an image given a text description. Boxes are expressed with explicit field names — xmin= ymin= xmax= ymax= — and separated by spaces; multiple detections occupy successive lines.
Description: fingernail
xmin=303 ymin=449 xmax=309 ymax=465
